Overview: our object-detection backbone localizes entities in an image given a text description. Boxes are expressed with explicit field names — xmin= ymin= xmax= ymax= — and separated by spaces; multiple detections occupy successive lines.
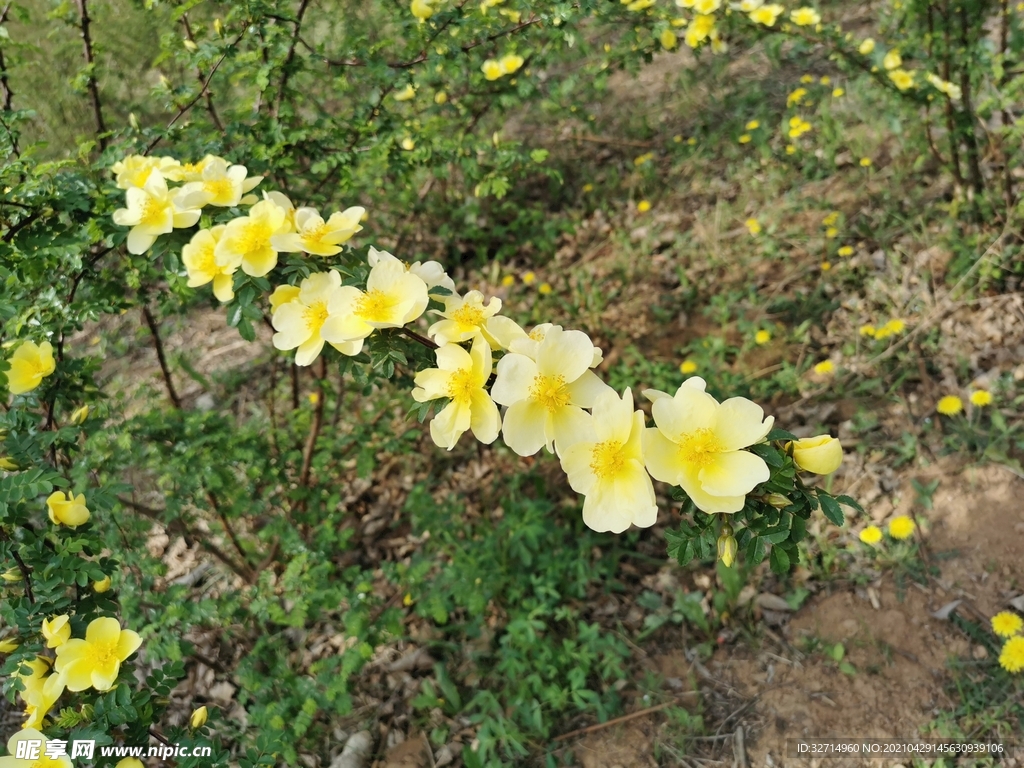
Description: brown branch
xmin=290 ymin=361 xmax=300 ymax=410
xmin=141 ymin=305 xmax=182 ymax=409
xmin=399 ymin=326 xmax=438 ymax=350
xmin=181 ymin=15 xmax=225 ymax=132
xmin=273 ymin=0 xmax=312 ymax=117
xmin=552 ymin=697 xmax=696 ymax=742
xmin=206 ymin=490 xmax=252 ymax=574
xmin=0 ymin=528 xmax=34 ymax=604
xmin=298 ymin=356 xmax=326 ymax=488
xmin=74 ymin=0 xmax=107 ymax=149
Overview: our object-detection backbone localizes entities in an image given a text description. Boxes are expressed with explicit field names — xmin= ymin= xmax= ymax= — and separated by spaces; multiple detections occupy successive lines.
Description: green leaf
xmin=769 ymin=546 xmax=790 ymax=574
xmin=766 ymin=428 xmax=797 ymax=442
xmin=749 ymin=443 xmax=784 ymax=468
xmin=818 ymin=493 xmax=844 ymax=527
xmin=835 ymin=494 xmax=864 ymax=513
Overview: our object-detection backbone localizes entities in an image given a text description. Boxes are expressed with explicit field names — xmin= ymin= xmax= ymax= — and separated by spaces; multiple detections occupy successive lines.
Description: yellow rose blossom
xmin=642 ymin=377 xmax=774 ymax=514
xmin=491 ymin=326 xmax=612 ymax=456
xmin=560 ymin=388 xmax=657 ymax=533
xmin=888 ymin=515 xmax=916 ymax=540
xmin=858 ymin=38 xmax=875 ymax=54
xmin=482 ymin=59 xmax=505 ymax=80
xmin=320 ymin=259 xmax=429 ymax=353
xmin=54 ymin=617 xmax=142 ymax=692
xmin=748 ymin=3 xmax=784 ymax=25
xmin=926 ymin=72 xmax=962 ymax=100
xmin=2 ymin=728 xmax=72 ymax=768
xmin=16 ymin=658 xmax=65 ymax=731
xmin=882 ymin=49 xmax=902 ymax=70
xmin=813 ymin=360 xmax=834 ymax=375
xmin=46 ymin=491 xmax=91 ymax=528
xmin=93 ymin=575 xmax=112 ymax=593
xmin=859 ymin=525 xmax=882 ymax=545
xmin=936 ymin=395 xmax=963 ymax=415
xmin=992 ymin=611 xmax=1023 ymax=638
xmin=888 ymin=69 xmax=915 ymax=90
xmin=789 ymin=435 xmax=843 ymax=474
xmin=161 ymin=155 xmax=215 ymax=183
xmin=1000 ymin=636 xmax=1024 ymax=673
xmin=969 ymin=390 xmax=992 ymax=407
xmin=739 ymin=0 xmax=763 ymax=9
xmin=7 ymin=340 xmax=56 ymax=395
xmin=685 ymin=14 xmax=716 ymax=47
xmin=112 ymin=172 xmax=202 ymax=255
xmin=506 ymin=322 xmax=603 ymax=368
xmin=183 ymin=225 xmax=236 ymax=303
xmin=394 ymin=84 xmax=416 ymax=101
xmin=754 ymin=329 xmax=771 ymax=345
xmin=271 ymin=205 xmax=365 ymax=256
xmin=179 ymin=156 xmax=262 ymax=208
xmin=428 ymin=290 xmax=505 ymax=346
xmin=214 ymin=196 xmax=290 ymax=277
xmin=271 ymin=271 xmax=360 ymax=365
xmin=680 ymin=360 xmax=698 ymax=374
xmin=110 ymin=155 xmax=179 ymax=190
xmin=269 ymin=284 xmax=301 ymax=314
xmin=411 ymin=0 xmax=436 ymax=22
xmin=41 ymin=615 xmax=71 ymax=649
xmin=367 ymin=246 xmax=456 ymax=297
xmin=412 ymin=336 xmax=501 ymax=450
xmin=660 ymin=29 xmax=678 ymax=49
xmin=190 ymin=705 xmax=209 ymax=729
xmin=791 ymin=7 xmax=821 ymax=25
xmin=500 ymin=54 xmax=524 ymax=75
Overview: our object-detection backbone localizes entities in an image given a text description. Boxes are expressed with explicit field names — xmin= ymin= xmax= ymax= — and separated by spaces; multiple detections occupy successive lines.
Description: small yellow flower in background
xmin=692 ymin=0 xmax=722 ymax=12
xmin=401 ymin=137 xmax=416 ymax=151
xmin=745 ymin=218 xmax=762 ymax=235
xmin=790 ymin=435 xmax=843 ymax=474
xmin=860 ymin=157 xmax=873 ymax=167
xmin=888 ymin=69 xmax=915 ymax=91
xmin=936 ymin=395 xmax=963 ymax=416
xmin=7 ymin=340 xmax=56 ymax=395
xmin=755 ymin=329 xmax=771 ymax=344
xmin=969 ymin=390 xmax=992 ymax=407
xmin=500 ymin=54 xmax=524 ymax=75
xmin=272 ymin=205 xmax=365 ymax=257
xmin=859 ymin=324 xmax=877 ymax=337
xmin=745 ymin=119 xmax=760 ymax=130
xmin=825 ymin=227 xmax=839 ymax=238
xmin=813 ymin=360 xmax=834 ymax=375
xmin=859 ymin=525 xmax=883 ymax=545
xmin=785 ymin=145 xmax=797 ymax=155
xmin=636 ymin=199 xmax=652 ymax=213
xmin=394 ymin=84 xmax=416 ymax=101
xmin=687 ymin=137 xmax=697 ymax=145
xmin=69 ymin=405 xmax=90 ymax=425
xmin=820 ymin=260 xmax=832 ymax=271
xmin=178 ymin=156 xmax=263 ymax=209
xmin=215 ymin=196 xmax=290 ymax=278
xmin=538 ymin=282 xmax=553 ymax=295
xmin=992 ymin=611 xmax=1024 ymax=638
xmin=882 ymin=319 xmax=905 ymax=335
xmin=403 ymin=593 xmax=414 ymax=606
xmin=112 ymin=172 xmax=202 ymax=255
xmin=482 ymin=59 xmax=504 ymax=80
xmin=738 ymin=134 xmax=752 ymax=144
xmin=46 ymin=491 xmax=91 ymax=528
xmin=859 ymin=38 xmax=876 ymax=54
xmin=800 ymin=74 xmax=814 ymax=83
xmin=4 ymin=729 xmax=72 ymax=768
xmin=111 ymin=155 xmax=179 ymax=190
xmin=882 ymin=49 xmax=902 ymax=70
xmin=307 ymin=392 xmax=320 ymax=405
xmin=819 ymin=75 xmax=831 ymax=85
xmin=680 ymin=360 xmax=698 ymax=374
xmin=888 ymin=515 xmax=916 ymax=540
xmin=926 ymin=72 xmax=962 ymax=100
xmin=660 ymin=29 xmax=678 ymax=49
xmin=1001 ymin=636 xmax=1024 ymax=673
xmin=190 ymin=705 xmax=209 ymax=729
xmin=411 ymin=0 xmax=436 ymax=22
xmin=787 ymin=87 xmax=807 ymax=107
xmin=832 ymin=87 xmax=844 ymax=97
xmin=633 ymin=152 xmax=654 ymax=166
xmin=42 ymin=616 xmax=71 ymax=649
xmin=788 ymin=116 xmax=812 ymax=138
xmin=838 ymin=245 xmax=854 ymax=256
xmin=791 ymin=7 xmax=821 ymax=25
xmin=93 ymin=575 xmax=112 ymax=593
xmin=434 ymin=91 xmax=448 ymax=104
xmin=55 ymin=617 xmax=142 ymax=692
xmin=183 ymin=225 xmax=236 ymax=303
xmin=739 ymin=0 xmax=763 ymax=8
xmin=822 ymin=211 xmax=839 ymax=226
xmin=748 ymin=3 xmax=784 ymax=26
xmin=501 ymin=274 xmax=515 ymax=287
xmin=522 ymin=271 xmax=536 ymax=285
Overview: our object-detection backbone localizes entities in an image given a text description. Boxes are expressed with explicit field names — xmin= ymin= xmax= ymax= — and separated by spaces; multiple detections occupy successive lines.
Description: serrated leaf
xmin=766 ymin=428 xmax=797 ymax=442
xmin=835 ymin=494 xmax=864 ymax=513
xmin=818 ymin=493 xmax=844 ymax=526
xmin=769 ymin=546 xmax=790 ymax=574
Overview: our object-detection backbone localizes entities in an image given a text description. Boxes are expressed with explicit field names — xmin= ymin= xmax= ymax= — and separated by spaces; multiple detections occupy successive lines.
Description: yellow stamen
xmin=303 ymin=300 xmax=330 ymax=334
xmin=678 ymin=427 xmax=723 ymax=468
xmin=590 ymin=441 xmax=626 ymax=479
xmin=451 ymin=304 xmax=485 ymax=331
xmin=355 ymin=289 xmax=397 ymax=323
xmin=236 ymin=221 xmax=271 ymax=255
xmin=140 ymin=196 xmax=168 ymax=226
xmin=204 ymin=178 xmax=235 ymax=202
xmin=530 ymin=374 xmax=569 ymax=412
xmin=445 ymin=367 xmax=476 ymax=406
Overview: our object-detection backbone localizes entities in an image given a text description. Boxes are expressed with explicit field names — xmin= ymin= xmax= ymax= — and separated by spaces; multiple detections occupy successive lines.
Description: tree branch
xmin=141 ymin=305 xmax=182 ymax=409
xmin=298 ymin=356 xmax=326 ymax=488
xmin=273 ymin=0 xmax=312 ymax=117
xmin=0 ymin=528 xmax=34 ymax=604
xmin=74 ymin=0 xmax=107 ymax=149
xmin=181 ymin=14 xmax=225 ymax=132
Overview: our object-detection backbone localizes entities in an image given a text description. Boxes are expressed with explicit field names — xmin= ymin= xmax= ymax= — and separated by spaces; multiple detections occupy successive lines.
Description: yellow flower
xmin=178 ymin=156 xmax=262 ymax=208
xmin=501 ymin=274 xmax=515 ymax=287
xmin=93 ymin=575 xmax=112 ymax=593
xmin=936 ymin=395 xmax=963 ymax=416
xmin=888 ymin=68 xmax=915 ymax=91
xmin=860 ymin=157 xmax=872 ymax=167
xmin=825 ymin=227 xmax=838 ymax=238
xmin=822 ymin=211 xmax=839 ymax=226
xmin=538 ymin=282 xmax=553 ymax=295
xmin=394 ymin=84 xmax=416 ymax=101
xmin=637 ymin=199 xmax=652 ymax=213
xmin=112 ymin=172 xmax=202 ymax=255
xmin=7 ymin=340 xmax=56 ymax=395
xmin=111 ymin=155 xmax=179 ymax=190
xmin=692 ymin=0 xmax=722 ymax=12
xmin=992 ymin=611 xmax=1023 ymax=638
xmin=434 ymin=91 xmax=448 ymax=104
xmin=2 ymin=728 xmax=72 ymax=767
xmin=428 ymin=290 xmax=504 ymax=346
xmin=582 ymin=183 xmax=594 ymax=192
xmin=660 ymin=29 xmax=678 ymax=49
xmin=319 ymin=259 xmax=429 ymax=354
xmin=412 ymin=337 xmax=501 ymax=450
xmin=785 ymin=145 xmax=796 ymax=154
xmin=888 ymin=515 xmax=916 ymax=540
xmin=482 ymin=59 xmax=505 ymax=80
xmin=787 ymin=87 xmax=807 ymax=106
xmin=214 ymin=196 xmax=290 ymax=278
xmin=837 ymin=245 xmax=853 ymax=256
xmin=183 ymin=225 xmax=236 ymax=303
xmin=819 ymin=75 xmax=831 ymax=85
xmin=403 ymin=593 xmax=414 ymax=606
xmin=55 ymin=617 xmax=142 ymax=692
xmin=190 ymin=705 xmax=209 ymax=729
xmin=754 ymin=330 xmax=771 ymax=344
xmin=500 ymin=54 xmax=524 ymax=75
xmin=491 ymin=326 xmax=612 ymax=456
xmin=745 ymin=120 xmax=760 ymax=130
xmin=560 ymin=388 xmax=657 ymax=533
xmin=800 ymin=74 xmax=814 ymax=83
xmin=738 ymin=134 xmax=752 ymax=144
xmin=858 ymin=38 xmax=875 ymax=54
xmin=269 ymin=284 xmax=301 ymax=314
xmin=789 ymin=435 xmax=843 ymax=474
xmin=1000 ymin=636 xmax=1024 ymax=673
xmin=859 ymin=324 xmax=876 ymax=337
xmin=739 ymin=0 xmax=763 ymax=8
xmin=790 ymin=7 xmax=821 ymax=25
xmin=745 ymin=218 xmax=762 ymax=235
xmin=41 ymin=615 xmax=71 ymax=649
xmin=401 ymin=137 xmax=416 ymax=151
xmin=680 ymin=360 xmax=698 ymax=374
xmin=271 ymin=205 xmax=364 ymax=257
xmin=70 ymin=405 xmax=90 ymax=425
xmin=643 ymin=377 xmax=774 ymax=514
xmin=522 ymin=271 xmax=536 ymax=285
xmin=46 ymin=491 xmax=91 ymax=528
xmin=0 ymin=637 xmax=17 ymax=653
xmin=788 ymin=116 xmax=812 ymax=138
xmin=748 ymin=3 xmax=784 ymax=25
xmin=859 ymin=525 xmax=882 ymax=545
xmin=882 ymin=318 xmax=905 ymax=335
xmin=969 ymin=390 xmax=992 ymax=407
xmin=832 ymin=87 xmax=844 ymax=97
xmin=685 ymin=14 xmax=716 ymax=47
xmin=813 ymin=360 xmax=834 ymax=375
xmin=271 ymin=271 xmax=359 ymax=365
xmin=16 ymin=657 xmax=65 ymax=730
xmin=116 ymin=760 xmax=145 ymax=768
xmin=820 ymin=261 xmax=832 ymax=271
xmin=926 ymin=73 xmax=962 ymax=100
xmin=882 ymin=49 xmax=902 ymax=70
xmin=411 ymin=0 xmax=436 ymax=22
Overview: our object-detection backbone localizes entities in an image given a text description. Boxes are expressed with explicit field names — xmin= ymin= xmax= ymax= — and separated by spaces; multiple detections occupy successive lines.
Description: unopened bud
xmin=214 ymin=18 xmax=223 ymax=35
xmin=765 ymin=493 xmax=792 ymax=509
xmin=183 ymin=39 xmax=198 ymax=51
xmin=70 ymin=405 xmax=90 ymax=425
xmin=717 ymin=523 xmax=737 ymax=568
xmin=1 ymin=567 xmax=22 ymax=582
xmin=92 ymin=575 xmax=111 ymax=593
xmin=190 ymin=705 xmax=208 ymax=729
xmin=128 ymin=113 xmax=139 ymax=130
xmin=0 ymin=457 xmax=18 ymax=471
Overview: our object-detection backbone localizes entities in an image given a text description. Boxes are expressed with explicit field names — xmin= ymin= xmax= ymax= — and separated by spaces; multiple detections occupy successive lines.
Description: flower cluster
xmin=991 ymin=611 xmax=1024 ymax=674
xmin=858 ymin=514 xmax=916 ymax=545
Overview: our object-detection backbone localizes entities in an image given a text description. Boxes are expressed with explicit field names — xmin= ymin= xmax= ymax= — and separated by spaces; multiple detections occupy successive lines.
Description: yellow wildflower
xmin=500 ymin=54 xmax=524 ymax=75
xmin=482 ymin=59 xmax=504 ymax=80
xmin=272 ymin=205 xmax=364 ymax=257
xmin=271 ymin=271 xmax=359 ymax=365
xmin=637 ymin=200 xmax=652 ymax=213
xmin=1000 ymin=636 xmax=1024 ymax=673
xmin=178 ymin=156 xmax=262 ymax=208
xmin=858 ymin=38 xmax=875 ymax=55
xmin=888 ymin=69 xmax=915 ymax=91
xmin=787 ymin=87 xmax=807 ymax=106
xmin=112 ymin=172 xmax=202 ymax=254
xmin=882 ymin=49 xmax=902 ymax=70
xmin=501 ymin=274 xmax=515 ymax=287
xmin=745 ymin=218 xmax=762 ymax=235
xmin=538 ymin=282 xmax=553 ymax=295
xmin=680 ymin=360 xmax=698 ymax=374
xmin=46 ymin=491 xmax=91 ymax=528
xmin=832 ymin=87 xmax=844 ymax=97
xmin=859 ymin=525 xmax=882 ymax=545
xmin=859 ymin=324 xmax=876 ymax=337
xmin=428 ymin=290 xmax=504 ymax=346
xmin=183 ymin=225 xmax=236 ymax=303
xmin=860 ymin=157 xmax=872 ymax=167
xmin=992 ymin=611 xmax=1023 ymax=638
xmin=745 ymin=120 xmax=760 ymax=130
xmin=838 ymin=245 xmax=853 ymax=256
xmin=660 ymin=29 xmax=678 ymax=49
xmin=214 ymin=196 xmax=290 ymax=278
xmin=54 ymin=617 xmax=143 ymax=692
xmin=888 ymin=515 xmax=916 ymax=540
xmin=754 ymin=330 xmax=771 ymax=344
xmin=813 ymin=360 xmax=834 ymax=375
xmin=789 ymin=435 xmax=843 ymax=474
xmin=685 ymin=14 xmax=716 ymax=47
xmin=7 ymin=341 xmax=56 ymax=395
xmin=41 ymin=615 xmax=71 ymax=649
xmin=522 ymin=271 xmax=536 ymax=285
xmin=748 ymin=3 xmax=784 ymax=25
xmin=394 ymin=84 xmax=416 ymax=101
xmin=936 ymin=395 xmax=963 ymax=415
xmin=411 ymin=0 xmax=436 ymax=22
xmin=791 ymin=7 xmax=821 ymax=25
xmin=969 ymin=390 xmax=992 ymax=407
xmin=738 ymin=134 xmax=752 ymax=144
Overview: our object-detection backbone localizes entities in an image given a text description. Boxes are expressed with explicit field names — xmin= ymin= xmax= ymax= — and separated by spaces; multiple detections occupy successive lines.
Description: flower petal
xmin=536 ymin=328 xmax=594 ymax=383
xmin=698 ymin=450 xmax=769 ymax=497
xmin=469 ymin=390 xmax=501 ymax=444
xmin=652 ymin=386 xmax=717 ymax=440
xmin=501 ymin=399 xmax=548 ymax=456
xmin=491 ymin=353 xmax=538 ymax=406
xmin=713 ymin=397 xmax=774 ymax=450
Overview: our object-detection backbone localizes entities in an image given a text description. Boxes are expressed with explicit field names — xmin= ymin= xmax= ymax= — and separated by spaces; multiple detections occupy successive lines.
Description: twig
xmin=141 ymin=305 xmax=182 ymax=409
xmin=0 ymin=528 xmax=34 ymax=604
xmin=74 ymin=0 xmax=107 ymax=149
xmin=552 ymin=698 xmax=688 ymax=742
xmin=273 ymin=0 xmax=312 ymax=117
xmin=399 ymin=326 xmax=439 ymax=350
xmin=298 ymin=357 xmax=327 ymax=488
xmin=206 ymin=490 xmax=252 ymax=574
xmin=182 ymin=15 xmax=225 ymax=131
xmin=733 ymin=725 xmax=748 ymax=768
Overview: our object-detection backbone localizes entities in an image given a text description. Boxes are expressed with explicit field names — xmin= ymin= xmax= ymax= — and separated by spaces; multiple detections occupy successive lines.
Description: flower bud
xmin=93 ymin=575 xmax=112 ymax=593
xmin=789 ymin=435 xmax=843 ymax=475
xmin=42 ymin=614 xmax=71 ymax=649
xmin=190 ymin=705 xmax=208 ymax=729
xmin=765 ymin=493 xmax=791 ymax=509
xmin=1 ymin=567 xmax=21 ymax=582
xmin=717 ymin=523 xmax=737 ymax=568
xmin=0 ymin=638 xmax=19 ymax=653
xmin=0 ymin=457 xmax=18 ymax=471
xmin=70 ymin=405 xmax=90 ymax=425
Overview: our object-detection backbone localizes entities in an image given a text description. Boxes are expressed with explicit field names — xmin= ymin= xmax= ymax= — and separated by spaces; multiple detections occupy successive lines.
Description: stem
xmin=74 ymin=0 xmax=107 ymax=149
xmin=399 ymin=326 xmax=438 ymax=350
xmin=141 ymin=305 xmax=182 ymax=409
xmin=273 ymin=0 xmax=312 ymax=117
xmin=957 ymin=3 xmax=984 ymax=196
xmin=206 ymin=490 xmax=252 ymax=575
xmin=0 ymin=528 xmax=34 ymax=604
xmin=182 ymin=15 xmax=225 ymax=132
xmin=298 ymin=357 xmax=326 ymax=488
